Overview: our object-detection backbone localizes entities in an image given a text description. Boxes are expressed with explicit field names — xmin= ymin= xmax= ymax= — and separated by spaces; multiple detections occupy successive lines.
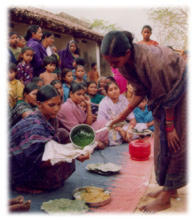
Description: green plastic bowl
xmin=70 ymin=124 xmax=95 ymax=149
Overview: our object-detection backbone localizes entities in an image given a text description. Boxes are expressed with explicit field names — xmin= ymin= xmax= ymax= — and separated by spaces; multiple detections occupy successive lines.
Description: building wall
xmin=10 ymin=21 xmax=111 ymax=75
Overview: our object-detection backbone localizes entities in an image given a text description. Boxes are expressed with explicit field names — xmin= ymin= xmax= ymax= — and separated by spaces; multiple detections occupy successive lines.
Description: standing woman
xmin=25 ymin=25 xmax=46 ymax=76
xmin=101 ymin=31 xmax=187 ymax=212
xmin=58 ymin=40 xmax=80 ymax=71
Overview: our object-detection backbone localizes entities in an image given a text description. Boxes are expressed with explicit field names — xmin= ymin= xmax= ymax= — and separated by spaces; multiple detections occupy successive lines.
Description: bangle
xmin=166 ymin=116 xmax=174 ymax=121
xmin=165 ymin=125 xmax=174 ymax=132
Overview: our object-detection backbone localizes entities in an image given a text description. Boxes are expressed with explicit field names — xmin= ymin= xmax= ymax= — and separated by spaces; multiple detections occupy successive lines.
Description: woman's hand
xmin=166 ymin=128 xmax=181 ymax=153
xmin=84 ymin=95 xmax=91 ymax=106
xmin=77 ymin=152 xmax=90 ymax=162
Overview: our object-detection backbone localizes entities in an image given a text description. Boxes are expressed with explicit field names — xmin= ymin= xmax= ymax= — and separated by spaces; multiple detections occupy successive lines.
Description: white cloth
xmin=42 ymin=140 xmax=97 ymax=165
xmin=134 ymin=123 xmax=147 ymax=132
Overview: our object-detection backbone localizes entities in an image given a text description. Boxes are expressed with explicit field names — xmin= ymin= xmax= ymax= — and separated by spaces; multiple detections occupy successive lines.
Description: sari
xmin=10 ymin=110 xmax=75 ymax=190
xmin=119 ymin=43 xmax=187 ymax=189
xmin=57 ymin=98 xmax=108 ymax=144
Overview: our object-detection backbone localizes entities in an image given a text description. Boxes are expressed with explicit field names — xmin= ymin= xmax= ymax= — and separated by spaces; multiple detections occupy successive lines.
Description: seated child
xmin=74 ymin=64 xmax=87 ymax=84
xmin=97 ymin=76 xmax=107 ymax=96
xmin=97 ymin=81 xmax=136 ymax=146
xmin=50 ymin=79 xmax=64 ymax=104
xmin=133 ymin=97 xmax=154 ymax=131
xmin=61 ymin=68 xmax=74 ymax=102
xmin=8 ymin=63 xmax=24 ymax=109
xmin=39 ymin=56 xmax=58 ymax=85
xmin=86 ymin=81 xmax=105 ymax=116
xmin=123 ymin=82 xmax=135 ymax=103
xmin=16 ymin=46 xmax=34 ymax=85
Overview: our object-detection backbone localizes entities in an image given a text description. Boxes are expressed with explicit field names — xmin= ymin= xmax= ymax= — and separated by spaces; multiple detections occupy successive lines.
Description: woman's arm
xmin=110 ymin=95 xmax=144 ymax=128
xmin=84 ymin=96 xmax=94 ymax=125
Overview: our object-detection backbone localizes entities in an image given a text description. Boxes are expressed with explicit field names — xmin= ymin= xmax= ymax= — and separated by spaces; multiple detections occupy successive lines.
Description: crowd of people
xmin=8 ymin=23 xmax=187 ymax=213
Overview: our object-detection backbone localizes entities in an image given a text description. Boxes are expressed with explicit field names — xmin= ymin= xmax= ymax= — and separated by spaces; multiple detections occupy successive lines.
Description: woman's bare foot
xmin=15 ymin=186 xmax=43 ymax=194
xmin=139 ymin=191 xmax=171 ymax=213
xmin=148 ymin=189 xmax=178 ymax=198
xmin=10 ymin=200 xmax=31 ymax=212
xmin=9 ymin=195 xmax=24 ymax=205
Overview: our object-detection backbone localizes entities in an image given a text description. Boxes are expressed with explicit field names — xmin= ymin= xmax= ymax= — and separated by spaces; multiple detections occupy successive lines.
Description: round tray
xmin=72 ymin=186 xmax=111 ymax=207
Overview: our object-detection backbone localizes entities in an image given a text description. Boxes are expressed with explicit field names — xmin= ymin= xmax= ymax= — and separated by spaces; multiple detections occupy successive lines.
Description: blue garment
xmin=133 ymin=105 xmax=154 ymax=131
xmin=27 ymin=38 xmax=47 ymax=76
xmin=62 ymin=83 xmax=70 ymax=102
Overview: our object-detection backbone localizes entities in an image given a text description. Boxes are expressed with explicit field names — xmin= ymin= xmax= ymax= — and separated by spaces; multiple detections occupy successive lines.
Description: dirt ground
xmin=135 ymin=168 xmax=187 ymax=214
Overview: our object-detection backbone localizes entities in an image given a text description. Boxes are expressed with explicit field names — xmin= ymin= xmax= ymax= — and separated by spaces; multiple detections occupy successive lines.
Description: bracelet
xmin=166 ymin=117 xmax=174 ymax=121
xmin=165 ymin=125 xmax=174 ymax=132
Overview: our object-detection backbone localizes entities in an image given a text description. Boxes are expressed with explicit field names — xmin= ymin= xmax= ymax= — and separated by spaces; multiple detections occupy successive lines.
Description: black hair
xmin=8 ymin=63 xmax=17 ymax=72
xmin=42 ymin=31 xmax=54 ymax=40
xmin=105 ymin=81 xmax=119 ymax=93
xmin=25 ymin=25 xmax=40 ymax=41
xmin=75 ymin=64 xmax=84 ymax=71
xmin=9 ymin=32 xmax=18 ymax=38
xmin=91 ymin=62 xmax=96 ymax=68
xmin=50 ymin=79 xmax=62 ymax=86
xmin=32 ymin=77 xmax=44 ymax=84
xmin=23 ymin=82 xmax=39 ymax=95
xmin=106 ymin=76 xmax=116 ymax=83
xmin=101 ymin=30 xmax=134 ymax=57
xmin=69 ymin=82 xmax=85 ymax=93
xmin=75 ymin=57 xmax=85 ymax=66
xmin=141 ymin=25 xmax=152 ymax=33
xmin=37 ymin=84 xmax=59 ymax=102
xmin=86 ymin=80 xmax=97 ymax=88
xmin=43 ymin=56 xmax=56 ymax=67
xmin=21 ymin=46 xmax=34 ymax=54
xmin=61 ymin=68 xmax=72 ymax=83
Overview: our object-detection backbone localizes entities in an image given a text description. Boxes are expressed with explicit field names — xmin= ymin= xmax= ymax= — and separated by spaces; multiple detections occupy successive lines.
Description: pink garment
xmin=111 ymin=67 xmax=127 ymax=94
xmin=57 ymin=98 xmax=108 ymax=143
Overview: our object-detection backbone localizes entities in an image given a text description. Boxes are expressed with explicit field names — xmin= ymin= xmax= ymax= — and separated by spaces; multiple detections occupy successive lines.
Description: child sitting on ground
xmin=50 ymin=79 xmax=64 ymax=104
xmin=8 ymin=63 xmax=24 ymax=109
xmin=61 ymin=68 xmax=74 ymax=102
xmin=86 ymin=81 xmax=105 ymax=116
xmin=133 ymin=97 xmax=154 ymax=131
xmin=74 ymin=64 xmax=87 ymax=84
xmin=16 ymin=47 xmax=34 ymax=85
xmin=97 ymin=76 xmax=107 ymax=96
xmin=97 ymin=81 xmax=136 ymax=145
xmin=39 ymin=56 xmax=57 ymax=85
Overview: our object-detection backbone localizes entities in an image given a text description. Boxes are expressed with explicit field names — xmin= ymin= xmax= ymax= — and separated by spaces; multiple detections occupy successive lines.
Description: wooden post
xmin=96 ymin=43 xmax=101 ymax=76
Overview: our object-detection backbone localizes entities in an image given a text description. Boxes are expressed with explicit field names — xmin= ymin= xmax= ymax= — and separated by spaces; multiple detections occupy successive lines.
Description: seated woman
xmin=86 ymin=81 xmax=105 ymax=116
xmin=133 ymin=97 xmax=154 ymax=131
xmin=57 ymin=82 xmax=108 ymax=150
xmin=97 ymin=81 xmax=136 ymax=146
xmin=9 ymin=82 xmax=39 ymax=127
xmin=10 ymin=85 xmax=90 ymax=194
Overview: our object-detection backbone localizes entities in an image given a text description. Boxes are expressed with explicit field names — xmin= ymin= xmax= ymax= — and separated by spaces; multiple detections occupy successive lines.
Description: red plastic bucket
xmin=129 ymin=139 xmax=151 ymax=161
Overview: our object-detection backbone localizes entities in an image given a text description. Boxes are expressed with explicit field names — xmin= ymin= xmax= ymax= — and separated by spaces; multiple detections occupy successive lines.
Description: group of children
xmin=8 ymin=25 xmax=155 ymax=148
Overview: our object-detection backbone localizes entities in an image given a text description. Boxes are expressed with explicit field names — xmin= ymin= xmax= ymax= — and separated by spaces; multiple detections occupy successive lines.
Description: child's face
xmin=45 ymin=63 xmax=56 ymax=73
xmin=9 ymin=34 xmax=18 ymax=48
xmin=37 ymin=80 xmax=44 ymax=87
xmin=64 ymin=71 xmax=73 ymax=84
xmin=127 ymin=83 xmax=134 ymax=93
xmin=22 ymin=50 xmax=34 ymax=64
xmin=138 ymin=99 xmax=147 ymax=110
xmin=142 ymin=28 xmax=151 ymax=41
xmin=87 ymin=83 xmax=98 ymax=96
xmin=25 ymin=89 xmax=38 ymax=107
xmin=18 ymin=37 xmax=26 ymax=48
xmin=54 ymin=82 xmax=64 ymax=98
xmin=99 ymin=79 xmax=106 ymax=88
xmin=8 ymin=70 xmax=16 ymax=81
xmin=107 ymin=83 xmax=120 ymax=100
xmin=75 ymin=66 xmax=85 ymax=79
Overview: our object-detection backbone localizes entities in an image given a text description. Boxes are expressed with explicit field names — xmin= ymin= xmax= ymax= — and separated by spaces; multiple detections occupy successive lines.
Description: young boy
xmin=74 ymin=65 xmax=87 ymax=84
xmin=133 ymin=97 xmax=154 ymax=131
xmin=39 ymin=56 xmax=58 ymax=85
xmin=8 ymin=63 xmax=24 ymax=109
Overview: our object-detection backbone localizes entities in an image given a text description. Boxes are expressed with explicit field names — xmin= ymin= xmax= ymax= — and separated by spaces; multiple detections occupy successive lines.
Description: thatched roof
xmin=9 ymin=7 xmax=103 ymax=43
